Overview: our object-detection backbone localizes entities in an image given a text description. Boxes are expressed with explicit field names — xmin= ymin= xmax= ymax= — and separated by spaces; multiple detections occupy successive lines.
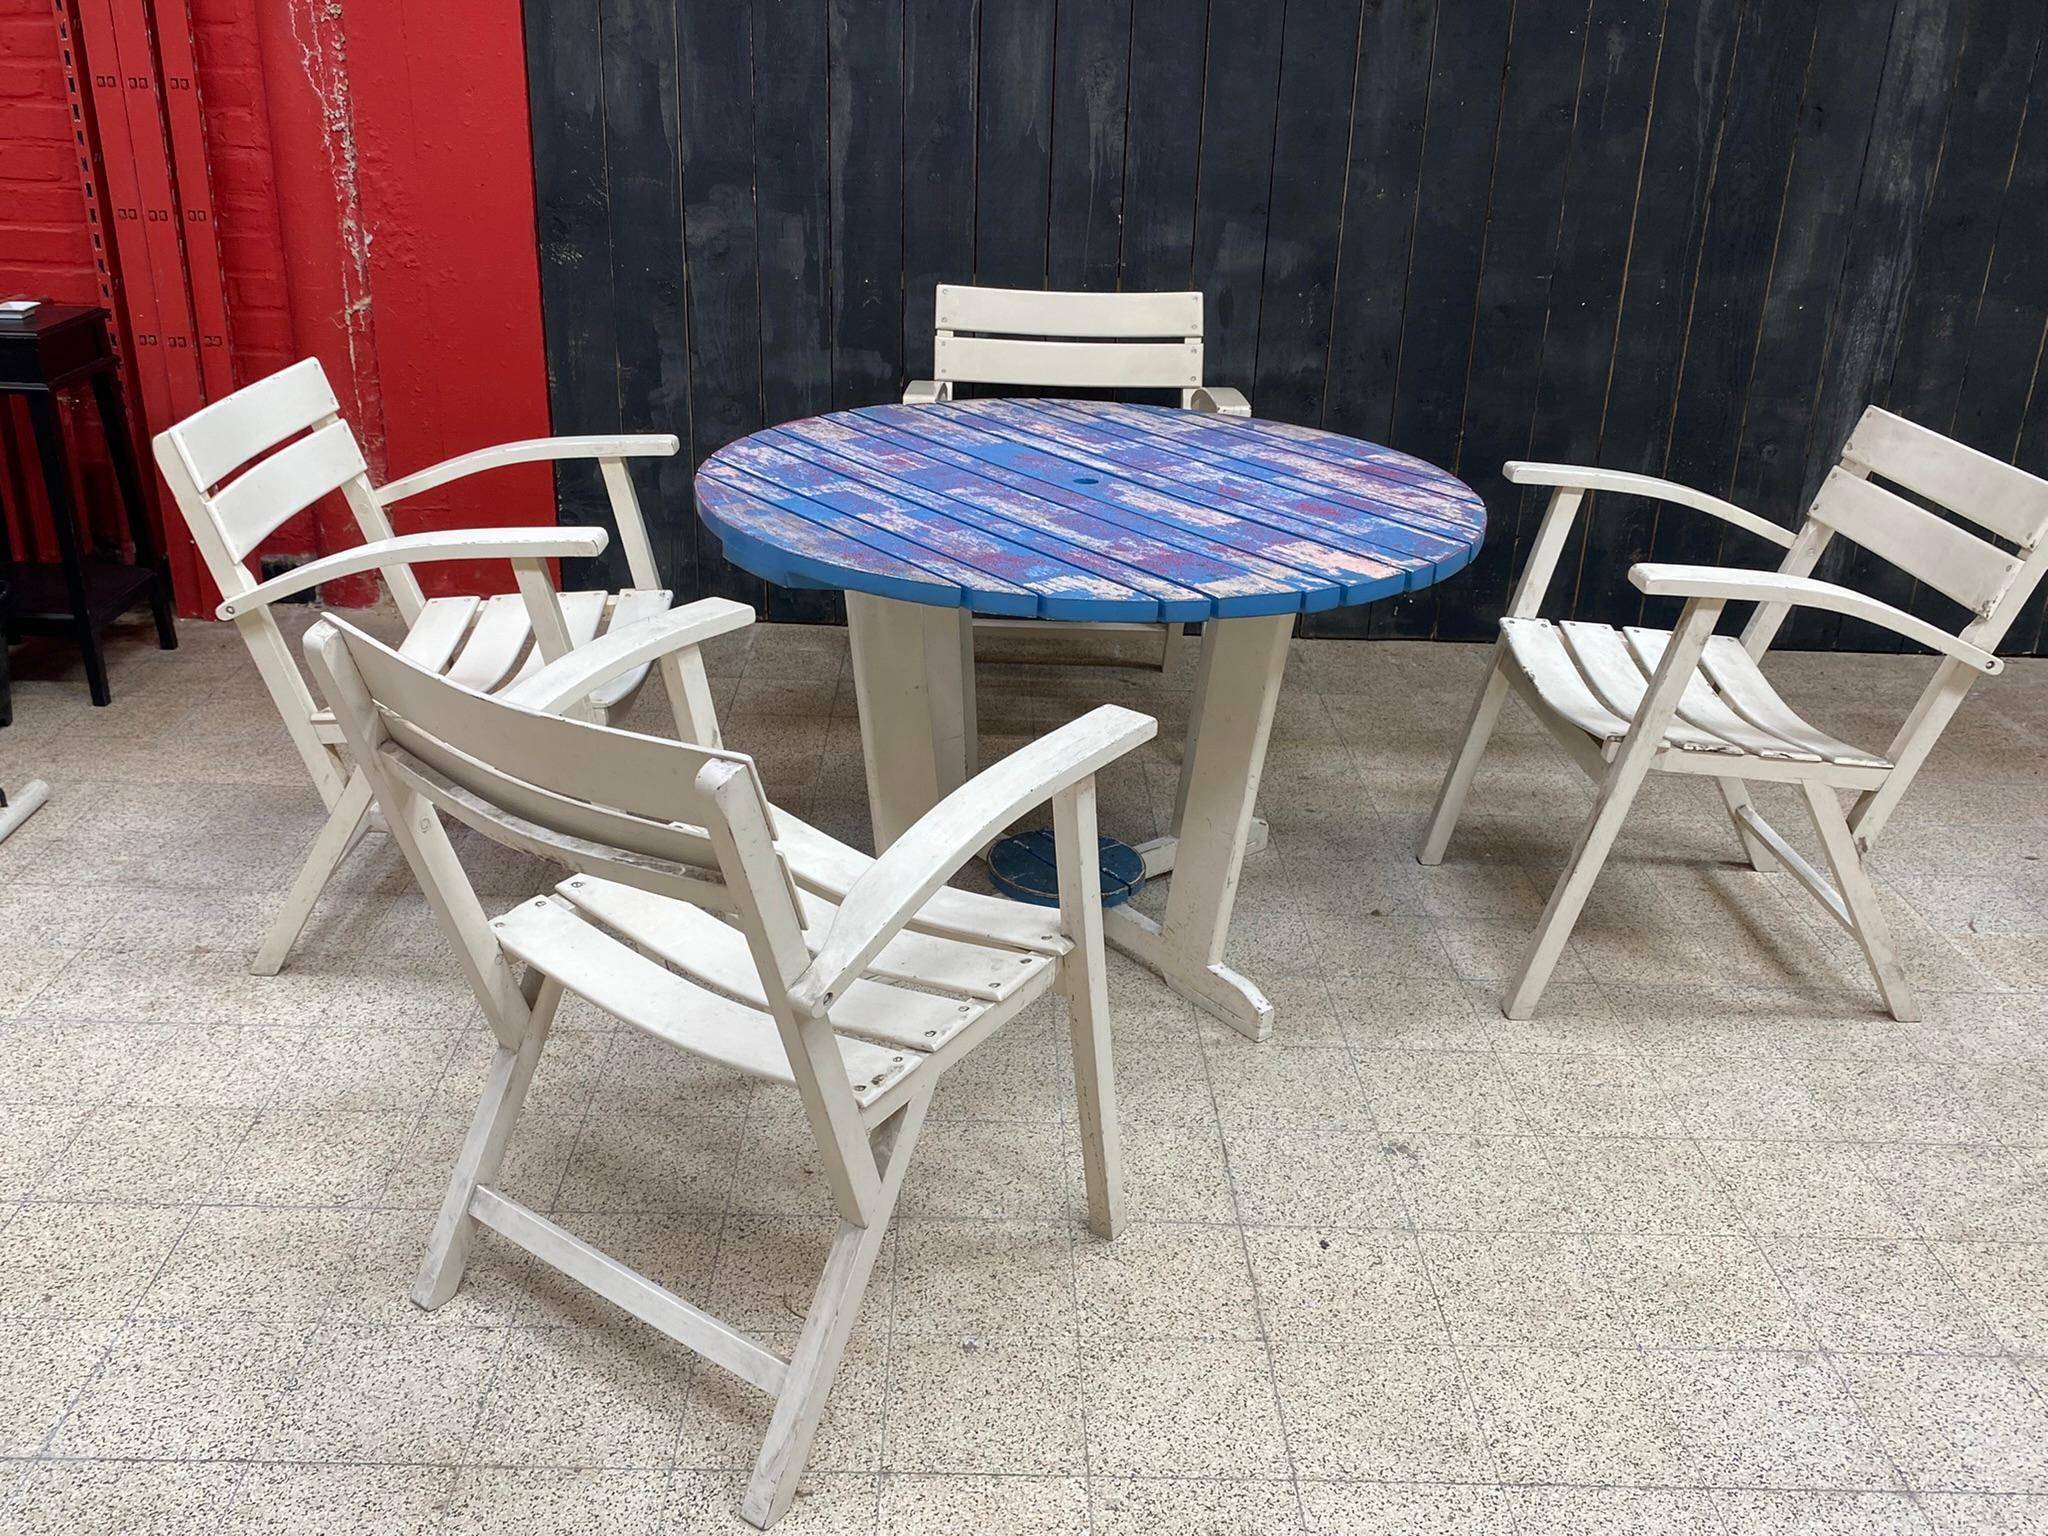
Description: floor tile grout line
xmin=23 ymin=1045 xmax=296 ymax=1514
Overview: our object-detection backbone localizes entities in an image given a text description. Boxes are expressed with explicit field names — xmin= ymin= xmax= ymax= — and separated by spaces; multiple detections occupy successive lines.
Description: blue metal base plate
xmin=988 ymin=831 xmax=1145 ymax=908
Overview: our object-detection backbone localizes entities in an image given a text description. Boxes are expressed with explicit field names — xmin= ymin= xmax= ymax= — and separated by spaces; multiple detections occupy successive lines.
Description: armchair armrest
xmin=1186 ymin=385 xmax=1251 ymax=418
xmin=1505 ymin=462 xmax=1797 ymax=550
xmin=216 ymin=527 xmax=611 ymax=619
xmin=1628 ymin=563 xmax=2003 ymax=674
xmin=902 ymin=379 xmax=952 ymax=405
xmin=498 ymin=598 xmax=756 ymax=714
xmin=785 ymin=704 xmax=1158 ymax=1016
xmin=375 ymin=433 xmax=680 ymax=506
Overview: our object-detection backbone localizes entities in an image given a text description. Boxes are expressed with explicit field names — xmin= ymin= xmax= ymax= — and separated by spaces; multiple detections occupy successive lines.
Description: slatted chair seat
xmin=301 ymin=602 xmax=1155 ymax=1531
xmin=305 ymin=589 xmax=677 ymax=738
xmin=1422 ymin=407 xmax=2048 ymax=1024
xmin=1501 ymin=618 xmax=1889 ymax=772
xmin=551 ymin=873 xmax=1055 ymax=1046
xmin=490 ymin=895 xmax=926 ymax=1105
xmin=154 ymin=357 xmax=729 ymax=973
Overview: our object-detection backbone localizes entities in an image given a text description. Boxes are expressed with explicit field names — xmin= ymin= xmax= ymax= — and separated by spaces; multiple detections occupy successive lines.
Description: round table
xmin=696 ymin=398 xmax=1486 ymax=1038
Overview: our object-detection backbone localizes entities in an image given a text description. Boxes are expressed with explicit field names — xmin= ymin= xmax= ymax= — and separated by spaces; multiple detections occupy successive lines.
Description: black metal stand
xmin=1 ymin=304 xmax=177 ymax=707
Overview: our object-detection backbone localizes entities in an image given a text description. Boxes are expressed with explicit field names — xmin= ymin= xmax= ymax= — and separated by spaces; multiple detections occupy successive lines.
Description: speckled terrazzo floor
xmin=2 ymin=607 xmax=2046 ymax=1534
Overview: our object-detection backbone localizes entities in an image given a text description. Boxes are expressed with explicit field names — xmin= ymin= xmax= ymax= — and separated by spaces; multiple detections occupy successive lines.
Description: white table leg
xmin=1105 ymin=612 xmax=1292 ymax=1041
xmin=846 ymin=593 xmax=975 ymax=850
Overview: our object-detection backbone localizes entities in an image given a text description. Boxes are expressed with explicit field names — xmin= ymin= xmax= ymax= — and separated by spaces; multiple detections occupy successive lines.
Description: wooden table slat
xmin=1044 ymin=400 xmax=1489 ymax=546
xmin=847 ymin=411 xmax=1388 ymax=608
xmin=803 ymin=416 xmax=1317 ymax=612
xmin=695 ymin=400 xmax=1487 ymax=619
xmin=719 ymin=438 xmax=1164 ymax=618
xmin=753 ymin=426 xmax=1225 ymax=616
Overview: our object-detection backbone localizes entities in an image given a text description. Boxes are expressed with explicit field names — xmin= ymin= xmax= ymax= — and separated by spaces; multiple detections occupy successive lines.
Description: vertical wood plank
xmin=1047 ymin=0 xmax=1133 ymax=291
xmin=1886 ymin=0 xmax=2040 ymax=433
xmin=904 ymin=0 xmax=979 ymax=382
xmin=1806 ymin=0 xmax=1962 ymax=651
xmin=1190 ymin=3 xmax=1288 ymax=392
xmin=1724 ymin=0 xmax=1895 ymax=648
xmin=754 ymin=0 xmax=834 ymax=426
xmin=1313 ymin=0 xmax=1438 ymax=638
xmin=1639 ymin=0 xmax=1819 ymax=631
xmin=752 ymin=0 xmax=841 ymax=623
xmin=1442 ymin=0 xmax=1600 ymax=637
xmin=1248 ymin=0 xmax=1366 ymax=426
xmin=1893 ymin=0 xmax=2042 ymax=644
xmin=601 ymin=0 xmax=694 ymax=596
xmin=1520 ymin=0 xmax=1667 ymax=623
xmin=1374 ymin=0 xmax=1514 ymax=638
xmin=1118 ymin=0 xmax=1208 ymax=293
xmin=1960 ymin=43 xmax=2048 ymax=652
xmin=525 ymin=0 xmax=623 ymax=595
xmin=976 ymin=0 xmax=1057 ymax=290
xmin=829 ymin=0 xmax=906 ymax=408
xmin=1567 ymin=0 xmax=1742 ymax=625
xmin=680 ymin=0 xmax=767 ymax=605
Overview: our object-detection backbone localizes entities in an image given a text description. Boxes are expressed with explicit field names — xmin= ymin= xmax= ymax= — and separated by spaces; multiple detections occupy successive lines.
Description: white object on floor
xmin=302 ymin=604 xmax=1154 ymax=1531
xmin=151 ymin=356 xmax=723 ymax=975
xmin=1420 ymin=405 xmax=2048 ymax=1024
xmin=0 ymin=779 xmax=48 ymax=843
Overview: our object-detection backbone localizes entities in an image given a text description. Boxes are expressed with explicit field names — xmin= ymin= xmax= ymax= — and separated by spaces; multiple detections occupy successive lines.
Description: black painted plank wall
xmin=524 ymin=0 xmax=2048 ymax=652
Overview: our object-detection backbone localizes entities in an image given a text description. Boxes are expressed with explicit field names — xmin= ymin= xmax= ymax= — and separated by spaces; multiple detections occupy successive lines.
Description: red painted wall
xmin=345 ymin=0 xmax=556 ymax=586
xmin=0 ymin=0 xmax=553 ymax=611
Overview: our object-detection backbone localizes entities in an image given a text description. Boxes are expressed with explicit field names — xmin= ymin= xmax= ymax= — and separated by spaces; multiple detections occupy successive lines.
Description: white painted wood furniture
xmin=302 ymin=604 xmax=1153 ymax=1530
xmin=153 ymin=357 xmax=728 ymax=974
xmin=697 ymin=401 xmax=1488 ymax=1040
xmin=904 ymin=283 xmax=1250 ymax=674
xmin=1420 ymin=407 xmax=2048 ymax=1022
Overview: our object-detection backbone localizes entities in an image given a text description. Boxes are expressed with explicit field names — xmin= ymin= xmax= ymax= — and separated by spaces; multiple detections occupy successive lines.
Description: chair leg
xmin=1055 ymin=779 xmax=1124 ymax=1241
xmin=1504 ymin=757 xmax=1652 ymax=1020
xmin=1417 ymin=649 xmax=1510 ymax=866
xmin=1800 ymin=781 xmax=1919 ymax=1023
xmin=1718 ymin=778 xmax=1781 ymax=874
xmin=252 ymin=768 xmax=375 ymax=975
xmin=658 ymin=648 xmax=725 ymax=748
xmin=412 ymin=973 xmax=562 ymax=1309
xmin=741 ymin=1093 xmax=929 ymax=1530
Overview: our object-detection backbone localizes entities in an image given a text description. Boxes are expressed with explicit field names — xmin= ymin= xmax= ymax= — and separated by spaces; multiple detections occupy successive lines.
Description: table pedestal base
xmin=1103 ymin=904 xmax=1274 ymax=1040
xmin=845 ymin=595 xmax=1293 ymax=1042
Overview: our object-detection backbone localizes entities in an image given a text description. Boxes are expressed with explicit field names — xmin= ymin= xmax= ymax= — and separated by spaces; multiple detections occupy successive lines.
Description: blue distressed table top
xmin=694 ymin=399 xmax=1488 ymax=620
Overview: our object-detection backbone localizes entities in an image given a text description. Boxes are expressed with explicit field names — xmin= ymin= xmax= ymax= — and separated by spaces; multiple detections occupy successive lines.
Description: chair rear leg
xmin=1800 ymin=781 xmax=1919 ymax=1022
xmin=1718 ymin=779 xmax=1781 ymax=874
xmin=741 ymin=1093 xmax=929 ymax=1530
xmin=1504 ymin=760 xmax=1652 ymax=1020
xmin=412 ymin=973 xmax=563 ymax=1309
xmin=1417 ymin=649 xmax=1510 ymax=866
xmin=253 ymin=769 xmax=375 ymax=975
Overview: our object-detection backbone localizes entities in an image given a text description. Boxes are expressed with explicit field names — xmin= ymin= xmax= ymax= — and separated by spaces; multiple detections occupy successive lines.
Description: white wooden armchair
xmin=904 ymin=283 xmax=1249 ymax=675
xmin=1420 ymin=407 xmax=2048 ymax=1022
xmin=302 ymin=602 xmax=1153 ymax=1530
xmin=154 ymin=357 xmax=733 ymax=974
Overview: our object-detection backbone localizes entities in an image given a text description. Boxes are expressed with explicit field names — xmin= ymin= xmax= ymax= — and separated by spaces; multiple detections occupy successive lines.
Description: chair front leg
xmin=412 ymin=972 xmax=563 ymax=1309
xmin=1055 ymin=777 xmax=1125 ymax=1241
xmin=1504 ymin=597 xmax=1723 ymax=1019
xmin=252 ymin=768 xmax=375 ymax=975
xmin=741 ymin=1088 xmax=931 ymax=1530
xmin=1417 ymin=646 xmax=1511 ymax=866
